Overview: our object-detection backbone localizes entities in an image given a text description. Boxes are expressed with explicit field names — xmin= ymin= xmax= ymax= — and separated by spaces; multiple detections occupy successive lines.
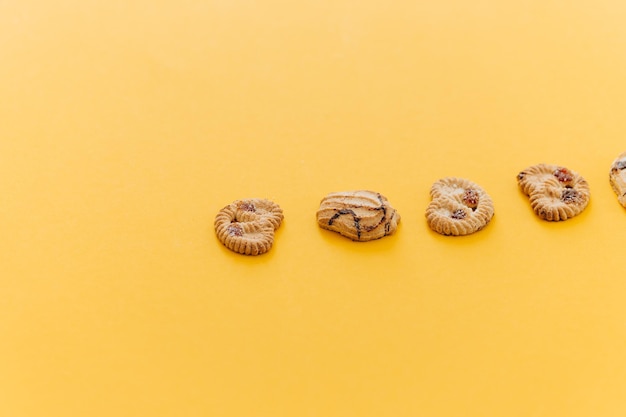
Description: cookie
xmin=517 ymin=164 xmax=589 ymax=221
xmin=425 ymin=177 xmax=494 ymax=236
xmin=214 ymin=198 xmax=283 ymax=255
xmin=316 ymin=190 xmax=400 ymax=241
xmin=609 ymin=151 xmax=626 ymax=208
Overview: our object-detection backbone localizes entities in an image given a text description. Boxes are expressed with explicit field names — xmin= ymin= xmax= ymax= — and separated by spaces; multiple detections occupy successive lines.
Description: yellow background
xmin=2 ymin=1 xmax=626 ymax=416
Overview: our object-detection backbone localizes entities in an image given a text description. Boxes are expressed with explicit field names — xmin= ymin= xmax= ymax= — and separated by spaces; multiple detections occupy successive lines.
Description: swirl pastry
xmin=316 ymin=190 xmax=400 ymax=241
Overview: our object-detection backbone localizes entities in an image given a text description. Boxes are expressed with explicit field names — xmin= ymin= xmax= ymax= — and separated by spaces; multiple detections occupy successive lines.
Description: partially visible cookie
xmin=517 ymin=164 xmax=589 ymax=221
xmin=316 ymin=190 xmax=400 ymax=241
xmin=214 ymin=198 xmax=283 ymax=255
xmin=610 ymin=151 xmax=626 ymax=208
xmin=425 ymin=177 xmax=494 ymax=236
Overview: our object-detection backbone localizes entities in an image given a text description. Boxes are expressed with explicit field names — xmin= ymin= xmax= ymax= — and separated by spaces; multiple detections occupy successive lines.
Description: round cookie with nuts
xmin=517 ymin=163 xmax=590 ymax=221
xmin=425 ymin=177 xmax=494 ymax=236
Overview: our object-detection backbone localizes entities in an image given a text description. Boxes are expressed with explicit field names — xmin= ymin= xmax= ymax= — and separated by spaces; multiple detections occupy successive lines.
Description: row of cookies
xmin=214 ymin=155 xmax=626 ymax=255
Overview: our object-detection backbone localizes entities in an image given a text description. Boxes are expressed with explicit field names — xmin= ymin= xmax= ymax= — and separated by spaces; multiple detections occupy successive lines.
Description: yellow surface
xmin=2 ymin=1 xmax=626 ymax=416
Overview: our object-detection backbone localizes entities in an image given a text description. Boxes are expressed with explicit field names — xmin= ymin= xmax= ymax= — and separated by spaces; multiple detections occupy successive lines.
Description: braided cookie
xmin=517 ymin=164 xmax=589 ymax=221
xmin=425 ymin=178 xmax=494 ymax=236
xmin=214 ymin=199 xmax=283 ymax=255
xmin=610 ymin=151 xmax=626 ymax=208
xmin=316 ymin=190 xmax=400 ymax=241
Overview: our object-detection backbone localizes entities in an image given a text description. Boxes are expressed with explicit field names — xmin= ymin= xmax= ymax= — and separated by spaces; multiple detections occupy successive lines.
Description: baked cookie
xmin=214 ymin=198 xmax=283 ymax=255
xmin=517 ymin=164 xmax=589 ymax=221
xmin=610 ymin=151 xmax=626 ymax=208
xmin=316 ymin=190 xmax=400 ymax=241
xmin=425 ymin=177 xmax=494 ymax=236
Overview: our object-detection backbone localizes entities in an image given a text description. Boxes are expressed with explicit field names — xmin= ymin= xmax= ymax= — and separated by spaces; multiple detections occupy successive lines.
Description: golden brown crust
xmin=316 ymin=190 xmax=400 ymax=241
xmin=214 ymin=198 xmax=283 ymax=255
xmin=425 ymin=177 xmax=494 ymax=236
xmin=609 ymin=151 xmax=626 ymax=208
xmin=517 ymin=163 xmax=589 ymax=221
